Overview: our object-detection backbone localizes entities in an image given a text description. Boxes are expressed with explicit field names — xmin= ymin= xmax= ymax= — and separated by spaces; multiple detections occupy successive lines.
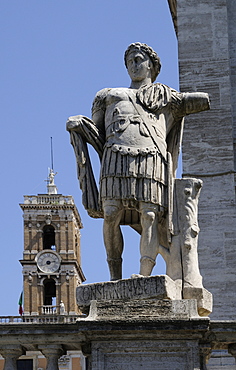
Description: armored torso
xmin=91 ymin=83 xmax=183 ymax=207
xmin=104 ymin=88 xmax=167 ymax=157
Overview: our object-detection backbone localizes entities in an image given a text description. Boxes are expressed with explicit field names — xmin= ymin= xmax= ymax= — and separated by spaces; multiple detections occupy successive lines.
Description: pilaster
xmin=0 ymin=345 xmax=24 ymax=370
xmin=38 ymin=345 xmax=64 ymax=370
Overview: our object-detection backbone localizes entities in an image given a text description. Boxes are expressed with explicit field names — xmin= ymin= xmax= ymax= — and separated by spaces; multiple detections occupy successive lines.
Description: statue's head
xmin=124 ymin=42 xmax=161 ymax=83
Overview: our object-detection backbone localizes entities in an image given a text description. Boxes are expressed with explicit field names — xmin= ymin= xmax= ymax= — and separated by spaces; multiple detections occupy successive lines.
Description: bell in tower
xmin=19 ymin=168 xmax=85 ymax=316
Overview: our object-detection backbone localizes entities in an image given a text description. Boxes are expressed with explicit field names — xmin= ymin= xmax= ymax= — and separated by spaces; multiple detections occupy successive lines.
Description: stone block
xmin=183 ymin=286 xmax=213 ymax=317
xmin=87 ymin=298 xmax=199 ymax=321
xmin=76 ymin=275 xmax=181 ymax=309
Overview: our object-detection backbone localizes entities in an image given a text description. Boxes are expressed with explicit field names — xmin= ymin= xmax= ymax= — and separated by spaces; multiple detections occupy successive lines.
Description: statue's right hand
xmin=66 ymin=115 xmax=83 ymax=131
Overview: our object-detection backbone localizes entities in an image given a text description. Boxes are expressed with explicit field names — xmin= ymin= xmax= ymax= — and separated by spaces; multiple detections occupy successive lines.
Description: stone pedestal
xmin=77 ymin=275 xmax=212 ymax=317
xmin=90 ymin=339 xmax=203 ymax=370
xmin=78 ymin=302 xmax=210 ymax=369
xmin=76 ymin=275 xmax=212 ymax=369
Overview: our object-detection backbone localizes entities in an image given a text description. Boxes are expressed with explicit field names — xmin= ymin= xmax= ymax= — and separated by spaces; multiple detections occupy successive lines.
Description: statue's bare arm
xmin=91 ymin=88 xmax=111 ymax=139
xmin=182 ymin=92 xmax=210 ymax=115
xmin=171 ymin=92 xmax=210 ymax=119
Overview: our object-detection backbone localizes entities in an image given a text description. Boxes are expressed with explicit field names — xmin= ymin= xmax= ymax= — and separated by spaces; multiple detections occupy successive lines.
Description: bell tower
xmin=19 ymin=169 xmax=85 ymax=316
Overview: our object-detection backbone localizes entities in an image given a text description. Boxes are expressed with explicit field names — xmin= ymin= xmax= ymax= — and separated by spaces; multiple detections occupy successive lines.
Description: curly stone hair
xmin=124 ymin=42 xmax=161 ymax=82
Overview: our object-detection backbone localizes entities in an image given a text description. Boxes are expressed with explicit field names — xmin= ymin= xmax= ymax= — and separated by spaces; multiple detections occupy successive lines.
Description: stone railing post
xmin=0 ymin=345 xmax=24 ymax=370
xmin=38 ymin=345 xmax=64 ymax=370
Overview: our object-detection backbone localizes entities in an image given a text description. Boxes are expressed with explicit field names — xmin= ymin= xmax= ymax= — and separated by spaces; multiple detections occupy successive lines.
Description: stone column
xmin=0 ymin=345 xmax=24 ymax=370
xmin=38 ymin=345 xmax=64 ymax=370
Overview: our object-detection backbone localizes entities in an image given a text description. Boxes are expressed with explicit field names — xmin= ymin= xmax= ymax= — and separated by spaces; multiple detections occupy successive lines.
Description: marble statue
xmin=67 ymin=42 xmax=210 ymax=286
xmin=47 ymin=168 xmax=58 ymax=195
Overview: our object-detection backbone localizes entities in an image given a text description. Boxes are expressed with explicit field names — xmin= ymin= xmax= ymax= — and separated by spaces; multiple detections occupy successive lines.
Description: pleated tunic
xmin=100 ymin=145 xmax=167 ymax=208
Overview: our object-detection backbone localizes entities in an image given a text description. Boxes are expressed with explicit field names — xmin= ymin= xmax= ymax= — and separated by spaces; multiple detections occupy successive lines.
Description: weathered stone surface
xmin=183 ymin=287 xmax=213 ymax=317
xmin=90 ymin=339 xmax=202 ymax=370
xmin=164 ymin=178 xmax=205 ymax=289
xmin=178 ymin=0 xmax=236 ymax=321
xmin=207 ymin=350 xmax=236 ymax=370
xmin=76 ymin=275 xmax=181 ymax=308
xmin=87 ymin=298 xmax=199 ymax=321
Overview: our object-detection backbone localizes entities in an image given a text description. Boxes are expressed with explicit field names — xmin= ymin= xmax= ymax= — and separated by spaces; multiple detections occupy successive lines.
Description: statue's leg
xmin=103 ymin=199 xmax=123 ymax=281
xmin=139 ymin=202 xmax=159 ymax=276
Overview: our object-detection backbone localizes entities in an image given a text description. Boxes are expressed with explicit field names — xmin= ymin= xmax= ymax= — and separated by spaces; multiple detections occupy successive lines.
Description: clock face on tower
xmin=36 ymin=250 xmax=61 ymax=273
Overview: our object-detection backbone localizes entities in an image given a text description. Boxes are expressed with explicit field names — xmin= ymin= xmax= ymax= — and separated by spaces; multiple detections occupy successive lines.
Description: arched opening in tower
xmin=43 ymin=225 xmax=56 ymax=250
xmin=43 ymin=278 xmax=56 ymax=306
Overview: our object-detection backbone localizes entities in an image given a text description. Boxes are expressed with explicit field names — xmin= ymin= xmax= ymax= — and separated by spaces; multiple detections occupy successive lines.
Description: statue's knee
xmin=141 ymin=210 xmax=156 ymax=225
xmin=103 ymin=206 xmax=120 ymax=223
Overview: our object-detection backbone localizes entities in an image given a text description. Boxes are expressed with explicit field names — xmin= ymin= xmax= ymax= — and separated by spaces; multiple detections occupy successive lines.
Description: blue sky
xmin=0 ymin=1 xmax=179 ymax=315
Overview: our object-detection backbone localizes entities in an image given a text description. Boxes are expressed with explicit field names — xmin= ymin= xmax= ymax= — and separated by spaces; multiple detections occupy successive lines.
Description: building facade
xmin=168 ymin=0 xmax=236 ymax=367
xmin=169 ymin=0 xmax=236 ymax=322
xmin=0 ymin=351 xmax=85 ymax=370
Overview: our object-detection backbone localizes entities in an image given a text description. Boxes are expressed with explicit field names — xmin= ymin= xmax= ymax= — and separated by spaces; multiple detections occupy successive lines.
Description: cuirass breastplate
xmin=105 ymin=114 xmax=167 ymax=158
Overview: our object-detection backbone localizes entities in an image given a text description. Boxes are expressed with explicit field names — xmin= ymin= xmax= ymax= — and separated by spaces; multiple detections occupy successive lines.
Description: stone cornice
xmin=20 ymin=202 xmax=83 ymax=229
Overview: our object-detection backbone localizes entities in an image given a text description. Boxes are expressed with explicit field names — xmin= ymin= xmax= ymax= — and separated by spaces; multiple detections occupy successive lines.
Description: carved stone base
xmin=87 ymin=298 xmax=199 ymax=321
xmin=76 ymin=275 xmax=181 ymax=312
xmin=76 ymin=275 xmax=212 ymax=318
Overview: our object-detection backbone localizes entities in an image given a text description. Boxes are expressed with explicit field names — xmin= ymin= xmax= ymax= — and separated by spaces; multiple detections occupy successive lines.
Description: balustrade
xmin=40 ymin=305 xmax=59 ymax=315
xmin=0 ymin=314 xmax=81 ymax=324
xmin=23 ymin=195 xmax=73 ymax=205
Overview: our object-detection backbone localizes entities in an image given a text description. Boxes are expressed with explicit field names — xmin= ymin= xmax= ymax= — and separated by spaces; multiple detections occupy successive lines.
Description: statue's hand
xmin=66 ymin=115 xmax=83 ymax=131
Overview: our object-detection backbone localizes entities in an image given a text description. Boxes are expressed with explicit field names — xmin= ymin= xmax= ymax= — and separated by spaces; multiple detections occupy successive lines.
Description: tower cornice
xmin=19 ymin=194 xmax=83 ymax=229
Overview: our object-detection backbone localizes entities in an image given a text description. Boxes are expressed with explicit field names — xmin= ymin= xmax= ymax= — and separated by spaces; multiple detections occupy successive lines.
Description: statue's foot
xmin=139 ymin=256 xmax=156 ymax=276
xmin=131 ymin=274 xmax=144 ymax=279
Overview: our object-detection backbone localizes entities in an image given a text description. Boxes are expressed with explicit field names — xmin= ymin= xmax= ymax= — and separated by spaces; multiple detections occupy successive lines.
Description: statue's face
xmin=126 ymin=49 xmax=152 ymax=83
